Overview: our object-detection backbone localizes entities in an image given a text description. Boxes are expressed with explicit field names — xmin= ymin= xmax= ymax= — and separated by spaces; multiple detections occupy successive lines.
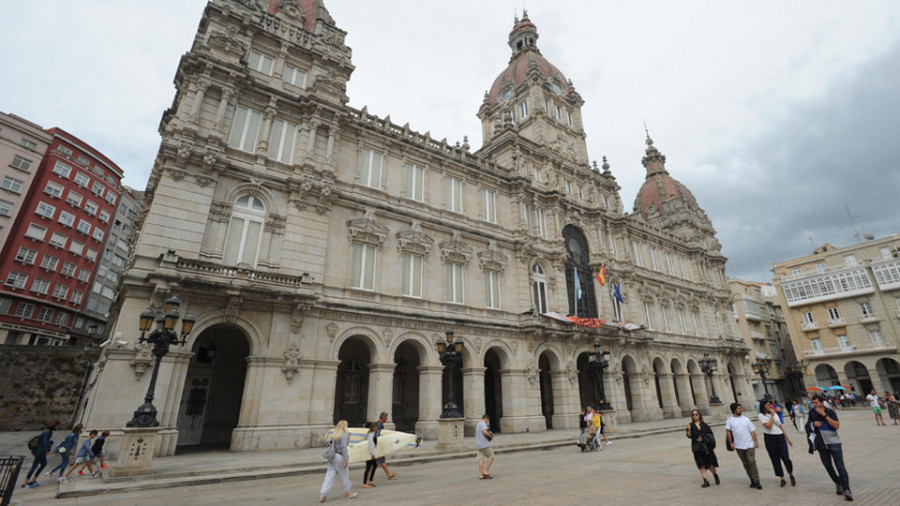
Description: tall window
xmin=859 ymin=301 xmax=874 ymax=317
xmin=650 ymin=247 xmax=659 ymax=270
xmin=870 ymin=330 xmax=884 ymax=345
xmin=282 ymin=64 xmax=307 ymax=88
xmin=401 ymin=253 xmax=423 ymax=297
xmin=802 ymin=312 xmax=815 ymax=325
xmin=404 ymin=164 xmax=425 ymax=202
xmin=351 ymin=242 xmax=376 ymax=290
xmin=836 ymin=334 xmax=851 ymax=350
xmin=447 ymin=177 xmax=463 ymax=213
xmin=228 ymin=106 xmax=263 ymax=153
xmin=519 ymin=101 xmax=528 ymax=118
xmin=691 ymin=311 xmax=701 ymax=337
xmin=681 ymin=257 xmax=690 ymax=279
xmin=482 ymin=189 xmax=497 ymax=223
xmin=531 ymin=264 xmax=547 ymax=313
xmin=827 ymin=307 xmax=841 ymax=321
xmin=484 ymin=270 xmax=501 ymax=309
xmin=523 ymin=204 xmax=533 ymax=233
xmin=446 ymin=262 xmax=464 ymax=303
xmin=643 ymin=302 xmax=654 ymax=330
xmin=607 ymin=232 xmax=617 ymax=257
xmin=536 ymin=208 xmax=546 ymax=238
xmin=223 ymin=195 xmax=265 ymax=266
xmin=248 ymin=50 xmax=275 ymax=75
xmin=632 ymin=240 xmax=643 ymax=266
xmin=661 ymin=306 xmax=671 ymax=332
xmin=677 ymin=308 xmax=687 ymax=334
xmin=268 ymin=119 xmax=297 ymax=164
xmin=358 ymin=149 xmax=382 ymax=189
xmin=0 ymin=199 xmax=13 ymax=217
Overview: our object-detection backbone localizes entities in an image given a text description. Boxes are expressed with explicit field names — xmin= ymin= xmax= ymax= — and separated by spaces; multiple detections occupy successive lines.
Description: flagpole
xmin=573 ymin=265 xmax=578 ymax=317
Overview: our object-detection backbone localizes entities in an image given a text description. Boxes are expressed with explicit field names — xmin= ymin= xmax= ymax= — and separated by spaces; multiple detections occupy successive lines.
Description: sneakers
xmin=605 ymin=441 xmax=612 ymax=446
xmin=101 ymin=464 xmax=109 ymax=469
xmin=844 ymin=490 xmax=853 ymax=501
xmin=77 ymin=471 xmax=87 ymax=476
xmin=836 ymin=483 xmax=844 ymax=495
xmin=91 ymin=471 xmax=100 ymax=478
xmin=58 ymin=477 xmax=69 ymax=484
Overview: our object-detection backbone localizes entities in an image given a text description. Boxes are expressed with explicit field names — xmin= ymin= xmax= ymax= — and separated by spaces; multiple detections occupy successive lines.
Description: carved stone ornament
xmin=439 ymin=232 xmax=474 ymax=265
xmin=282 ymin=343 xmax=303 ymax=383
xmin=325 ymin=322 xmax=339 ymax=343
xmin=381 ymin=328 xmax=394 ymax=349
xmin=477 ymin=240 xmax=509 ymax=271
xmin=396 ymin=222 xmax=434 ymax=256
xmin=129 ymin=341 xmax=154 ymax=379
xmin=278 ymin=0 xmax=307 ymax=22
xmin=290 ymin=172 xmax=335 ymax=214
xmin=566 ymin=364 xmax=578 ymax=386
xmin=472 ymin=337 xmax=484 ymax=356
xmin=176 ymin=140 xmax=194 ymax=168
xmin=207 ymin=25 xmax=249 ymax=57
xmin=525 ymin=366 xmax=540 ymax=386
xmin=346 ymin=209 xmax=389 ymax=246
xmin=291 ymin=303 xmax=310 ymax=332
xmin=225 ymin=295 xmax=242 ymax=323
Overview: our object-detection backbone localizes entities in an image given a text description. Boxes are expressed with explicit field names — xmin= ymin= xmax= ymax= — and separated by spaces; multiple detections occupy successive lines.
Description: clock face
xmin=552 ymin=83 xmax=562 ymax=95
xmin=503 ymin=89 xmax=514 ymax=102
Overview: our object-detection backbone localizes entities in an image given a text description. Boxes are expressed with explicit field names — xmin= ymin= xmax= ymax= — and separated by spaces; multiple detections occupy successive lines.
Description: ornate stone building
xmin=83 ymin=0 xmax=749 ymax=455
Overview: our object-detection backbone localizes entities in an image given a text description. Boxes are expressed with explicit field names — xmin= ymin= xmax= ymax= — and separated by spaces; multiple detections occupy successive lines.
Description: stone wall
xmin=0 ymin=345 xmax=100 ymax=431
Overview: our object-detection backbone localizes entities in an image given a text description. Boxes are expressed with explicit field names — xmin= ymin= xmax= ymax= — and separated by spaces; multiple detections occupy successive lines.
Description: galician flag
xmin=597 ymin=265 xmax=606 ymax=286
xmin=575 ymin=270 xmax=583 ymax=300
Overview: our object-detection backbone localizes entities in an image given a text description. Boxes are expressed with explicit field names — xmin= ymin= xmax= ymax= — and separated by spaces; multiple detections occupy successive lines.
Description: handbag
xmin=322 ymin=439 xmax=336 ymax=460
xmin=692 ymin=441 xmax=709 ymax=454
xmin=724 ymin=430 xmax=734 ymax=452
xmin=706 ymin=430 xmax=716 ymax=449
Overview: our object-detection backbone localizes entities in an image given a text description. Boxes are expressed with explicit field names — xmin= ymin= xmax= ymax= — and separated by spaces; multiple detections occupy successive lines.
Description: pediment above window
xmin=440 ymin=232 xmax=474 ymax=264
xmin=347 ymin=209 xmax=389 ymax=246
xmin=396 ymin=221 xmax=433 ymax=256
xmin=478 ymin=240 xmax=509 ymax=271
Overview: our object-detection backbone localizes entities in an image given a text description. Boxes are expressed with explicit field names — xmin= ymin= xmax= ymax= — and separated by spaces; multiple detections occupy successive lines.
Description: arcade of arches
xmin=812 ymin=357 xmax=900 ymax=397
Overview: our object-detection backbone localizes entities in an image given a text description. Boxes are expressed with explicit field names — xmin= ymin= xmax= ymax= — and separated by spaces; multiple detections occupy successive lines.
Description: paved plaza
xmin=6 ymin=409 xmax=898 ymax=505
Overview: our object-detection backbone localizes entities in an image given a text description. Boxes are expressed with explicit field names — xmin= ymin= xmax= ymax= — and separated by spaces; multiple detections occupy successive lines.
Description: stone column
xmin=674 ymin=372 xmax=693 ymax=416
xmin=214 ymin=89 xmax=233 ymax=134
xmin=189 ymin=79 xmax=209 ymax=124
xmin=158 ymin=350 xmax=193 ymax=456
xmin=498 ymin=368 xmax=540 ymax=433
xmin=628 ymin=372 xmax=664 ymax=422
xmin=691 ymin=372 xmax=711 ymax=415
xmin=236 ymin=356 xmax=266 ymax=429
xmin=461 ymin=366 xmax=485 ymax=436
xmin=310 ymin=360 xmax=340 ymax=427
xmin=416 ymin=365 xmax=443 ymax=440
xmin=256 ymin=102 xmax=276 ymax=157
xmin=367 ymin=363 xmax=395 ymax=424
xmin=658 ymin=372 xmax=680 ymax=419
xmin=550 ymin=369 xmax=579 ymax=430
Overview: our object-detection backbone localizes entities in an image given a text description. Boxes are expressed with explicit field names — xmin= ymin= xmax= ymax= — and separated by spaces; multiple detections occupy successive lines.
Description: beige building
xmin=773 ymin=235 xmax=900 ymax=397
xmin=729 ymin=278 xmax=801 ymax=401
xmin=82 ymin=0 xmax=749 ymax=456
xmin=0 ymin=112 xmax=52 ymax=248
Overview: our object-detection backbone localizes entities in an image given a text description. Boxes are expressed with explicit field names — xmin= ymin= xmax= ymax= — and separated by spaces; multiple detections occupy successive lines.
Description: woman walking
xmin=362 ymin=422 xmax=378 ymax=488
xmin=319 ymin=420 xmax=358 ymax=502
xmin=883 ymin=391 xmax=900 ymax=425
xmin=22 ymin=419 xmax=58 ymax=489
xmin=686 ymin=410 xmax=719 ymax=487
xmin=759 ymin=400 xmax=796 ymax=487
xmin=792 ymin=399 xmax=805 ymax=432
xmin=47 ymin=424 xmax=82 ymax=482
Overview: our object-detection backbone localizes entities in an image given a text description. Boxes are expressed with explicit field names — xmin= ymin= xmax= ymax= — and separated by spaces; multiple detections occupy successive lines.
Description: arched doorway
xmin=844 ymin=361 xmax=872 ymax=395
xmin=815 ymin=364 xmax=840 ymax=387
xmin=652 ymin=359 xmax=664 ymax=409
xmin=562 ymin=225 xmax=597 ymax=318
xmin=392 ymin=341 xmax=421 ymax=432
xmin=671 ymin=359 xmax=683 ymax=407
xmin=876 ymin=358 xmax=900 ymax=393
xmin=334 ymin=337 xmax=371 ymax=426
xmin=538 ymin=352 xmax=554 ymax=429
xmin=622 ymin=356 xmax=638 ymax=413
xmin=176 ymin=325 xmax=250 ymax=449
xmin=727 ymin=362 xmax=740 ymax=403
xmin=484 ymin=348 xmax=503 ymax=433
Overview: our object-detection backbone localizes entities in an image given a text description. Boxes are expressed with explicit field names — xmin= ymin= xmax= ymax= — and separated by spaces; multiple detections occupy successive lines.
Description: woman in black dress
xmin=686 ymin=410 xmax=719 ymax=487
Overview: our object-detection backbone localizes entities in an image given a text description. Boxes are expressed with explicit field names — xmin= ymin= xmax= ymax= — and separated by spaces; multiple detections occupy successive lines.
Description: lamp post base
xmin=109 ymin=426 xmax=159 ymax=478
xmin=709 ymin=396 xmax=722 ymax=404
xmin=436 ymin=417 xmax=466 ymax=451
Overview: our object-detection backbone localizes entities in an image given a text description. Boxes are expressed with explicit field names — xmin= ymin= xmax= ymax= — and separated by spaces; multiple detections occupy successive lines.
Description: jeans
xmin=363 ymin=459 xmax=377 ymax=484
xmin=735 ymin=448 xmax=760 ymax=483
xmin=818 ymin=443 xmax=850 ymax=491
xmin=763 ymin=433 xmax=793 ymax=477
xmin=48 ymin=453 xmax=70 ymax=477
xmin=25 ymin=452 xmax=47 ymax=481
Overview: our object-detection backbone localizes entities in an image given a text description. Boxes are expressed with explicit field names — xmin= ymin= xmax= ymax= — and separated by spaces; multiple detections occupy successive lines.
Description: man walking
xmin=375 ymin=412 xmax=398 ymax=480
xmin=865 ymin=390 xmax=885 ymax=426
xmin=808 ymin=394 xmax=853 ymax=501
xmin=476 ymin=413 xmax=494 ymax=480
xmin=725 ymin=402 xmax=762 ymax=489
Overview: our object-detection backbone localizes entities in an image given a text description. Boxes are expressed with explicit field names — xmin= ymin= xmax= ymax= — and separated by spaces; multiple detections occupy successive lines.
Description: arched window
xmin=531 ymin=263 xmax=547 ymax=313
xmin=223 ymin=195 xmax=265 ymax=267
xmin=562 ymin=225 xmax=597 ymax=318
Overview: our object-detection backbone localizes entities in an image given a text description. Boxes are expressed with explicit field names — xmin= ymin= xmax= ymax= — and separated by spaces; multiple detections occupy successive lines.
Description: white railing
xmin=859 ymin=314 xmax=879 ymax=323
xmin=802 ymin=321 xmax=819 ymax=331
xmin=827 ymin=318 xmax=846 ymax=327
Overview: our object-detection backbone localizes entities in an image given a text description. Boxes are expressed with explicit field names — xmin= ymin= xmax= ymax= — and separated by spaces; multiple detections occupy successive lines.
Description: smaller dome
xmin=633 ymin=137 xmax=700 ymax=219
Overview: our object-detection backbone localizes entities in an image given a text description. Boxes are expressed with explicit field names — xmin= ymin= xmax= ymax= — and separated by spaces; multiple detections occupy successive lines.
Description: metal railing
xmin=0 ymin=456 xmax=24 ymax=506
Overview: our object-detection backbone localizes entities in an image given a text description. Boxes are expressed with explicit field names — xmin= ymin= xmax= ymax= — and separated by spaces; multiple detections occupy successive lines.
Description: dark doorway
xmin=539 ymin=353 xmax=554 ymax=429
xmin=484 ymin=349 xmax=503 ymax=433
xmin=728 ymin=363 xmax=739 ymax=403
xmin=392 ymin=341 xmax=420 ymax=432
xmin=577 ymin=353 xmax=602 ymax=410
xmin=176 ymin=325 xmax=249 ymax=450
xmin=334 ymin=337 xmax=370 ymax=426
xmin=653 ymin=361 xmax=664 ymax=408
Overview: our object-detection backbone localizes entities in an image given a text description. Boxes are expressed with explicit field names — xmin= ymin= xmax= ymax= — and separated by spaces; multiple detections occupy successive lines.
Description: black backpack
xmin=27 ymin=434 xmax=42 ymax=452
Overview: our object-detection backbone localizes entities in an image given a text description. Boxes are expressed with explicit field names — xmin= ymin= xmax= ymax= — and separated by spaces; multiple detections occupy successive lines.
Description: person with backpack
xmin=318 ymin=420 xmax=357 ymax=502
xmin=47 ymin=424 xmax=82 ymax=482
xmin=22 ymin=419 xmax=58 ymax=488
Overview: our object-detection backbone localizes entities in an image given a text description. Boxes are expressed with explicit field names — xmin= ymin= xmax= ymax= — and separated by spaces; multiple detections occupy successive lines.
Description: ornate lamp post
xmin=699 ymin=353 xmax=721 ymax=404
xmin=436 ymin=329 xmax=464 ymax=419
xmin=751 ymin=357 xmax=772 ymax=399
xmin=587 ymin=342 xmax=612 ymax=411
xmin=126 ymin=296 xmax=196 ymax=427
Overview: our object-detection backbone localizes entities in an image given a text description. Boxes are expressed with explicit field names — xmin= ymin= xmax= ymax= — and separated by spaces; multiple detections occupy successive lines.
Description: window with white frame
xmin=358 ymin=149 xmax=383 ymax=189
xmin=91 ymin=228 xmax=104 ymax=242
xmin=58 ymin=211 xmax=75 ymax=228
xmin=661 ymin=306 xmax=671 ymax=332
xmin=446 ymin=262 xmax=464 ymax=303
xmin=30 ymin=278 xmax=50 ymax=295
xmin=70 ymin=290 xmax=83 ymax=305
xmin=105 ymin=191 xmax=117 ymax=205
xmin=816 ymin=263 xmax=827 ymax=273
xmin=650 ymin=247 xmax=659 ymax=270
xmin=350 ymin=242 xmax=376 ymax=290
xmin=665 ymin=253 xmax=674 ymax=275
xmin=677 ymin=308 xmax=687 ymax=334
xmin=51 ymin=161 xmax=71 ymax=178
xmin=827 ymin=307 xmax=841 ymax=321
xmin=248 ymin=50 xmax=275 ymax=75
xmin=84 ymin=201 xmax=98 ymax=215
xmin=223 ymin=195 xmax=265 ymax=267
xmin=691 ymin=311 xmax=701 ymax=336
xmin=40 ymin=255 xmax=59 ymax=271
xmin=76 ymin=220 xmax=91 ymax=235
xmin=55 ymin=312 xmax=69 ymax=326
xmin=567 ymin=111 xmax=573 ymax=127
xmin=643 ymin=302 xmax=654 ymax=330
xmin=5 ymin=272 xmax=27 ymax=289
xmin=843 ymin=254 xmax=857 ymax=266
xmin=65 ymin=191 xmax=83 ymax=207
xmin=21 ymin=139 xmax=38 ymax=149
xmin=282 ymin=64 xmax=307 ymax=87
xmin=52 ymin=285 xmax=68 ymax=300
xmin=523 ymin=204 xmax=533 ymax=233
xmin=554 ymin=104 xmax=562 ymax=120
xmin=564 ymin=179 xmax=572 ymax=194
xmin=519 ymin=101 xmax=528 ymax=118
xmin=85 ymin=248 xmax=98 ymax=262
xmin=837 ymin=334 xmax=851 ymax=350
xmin=531 ymin=264 xmax=547 ymax=313
xmin=401 ymin=253 xmax=423 ymax=297
xmin=69 ymin=240 xmax=84 ymax=255
xmin=0 ymin=298 xmax=10 ymax=314
xmin=0 ymin=199 xmax=12 ymax=217
xmin=228 ymin=106 xmax=263 ymax=153
xmin=14 ymin=302 xmax=34 ymax=318
xmin=607 ymin=232 xmax=617 ymax=257
xmin=268 ymin=118 xmax=297 ymax=164
xmin=536 ymin=208 xmax=546 ymax=238
xmin=91 ymin=181 xmax=104 ymax=197
xmin=44 ymin=181 xmax=63 ymax=198
xmin=681 ymin=257 xmax=690 ymax=279
xmin=870 ymin=329 xmax=885 ymax=345
xmin=57 ymin=145 xmax=72 ymax=156
xmin=484 ymin=270 xmax=501 ymax=309
xmin=73 ymin=172 xmax=89 ymax=188
xmin=404 ymin=164 xmax=425 ymax=202
xmin=12 ymin=155 xmax=33 ymax=172
xmin=482 ymin=189 xmax=497 ymax=223
xmin=98 ymin=209 xmax=110 ymax=223
xmin=1 ymin=176 xmax=25 ymax=193
xmin=60 ymin=262 xmax=76 ymax=277
xmin=447 ymin=177 xmax=463 ymax=213
xmin=859 ymin=301 xmax=874 ymax=317
xmin=632 ymin=240 xmax=643 ymax=266
xmin=25 ymin=223 xmax=47 ymax=241
xmin=15 ymin=247 xmax=37 ymax=264
xmin=77 ymin=268 xmax=90 ymax=283
xmin=531 ymin=165 xmax=541 ymax=182
xmin=802 ymin=312 xmax=815 ymax=325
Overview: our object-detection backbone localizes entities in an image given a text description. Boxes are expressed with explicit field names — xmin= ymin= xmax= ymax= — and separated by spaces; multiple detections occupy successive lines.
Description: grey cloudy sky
xmin=2 ymin=1 xmax=898 ymax=282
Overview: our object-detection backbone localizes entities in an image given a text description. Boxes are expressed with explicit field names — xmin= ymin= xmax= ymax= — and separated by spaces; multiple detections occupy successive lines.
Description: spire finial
xmin=644 ymin=120 xmax=653 ymax=146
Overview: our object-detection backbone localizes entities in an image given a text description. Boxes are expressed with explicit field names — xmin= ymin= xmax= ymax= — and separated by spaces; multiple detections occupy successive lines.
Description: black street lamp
xmin=751 ymin=357 xmax=772 ymax=399
xmin=436 ymin=329 xmax=464 ymax=419
xmin=587 ymin=342 xmax=613 ymax=411
xmin=699 ymin=353 xmax=722 ymax=404
xmin=785 ymin=359 xmax=808 ymax=397
xmin=126 ymin=296 xmax=196 ymax=427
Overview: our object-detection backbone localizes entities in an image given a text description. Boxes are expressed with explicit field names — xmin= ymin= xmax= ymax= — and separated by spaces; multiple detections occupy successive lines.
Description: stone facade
xmin=81 ymin=0 xmax=750 ymax=456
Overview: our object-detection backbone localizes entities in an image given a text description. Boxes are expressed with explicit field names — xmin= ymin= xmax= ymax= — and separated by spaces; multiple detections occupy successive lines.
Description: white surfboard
xmin=344 ymin=428 xmax=421 ymax=463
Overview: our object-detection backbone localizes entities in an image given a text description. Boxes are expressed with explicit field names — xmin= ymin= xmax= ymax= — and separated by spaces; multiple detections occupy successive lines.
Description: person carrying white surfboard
xmin=319 ymin=420 xmax=358 ymax=503
xmin=476 ymin=413 xmax=495 ymax=480
xmin=376 ymin=412 xmax=398 ymax=480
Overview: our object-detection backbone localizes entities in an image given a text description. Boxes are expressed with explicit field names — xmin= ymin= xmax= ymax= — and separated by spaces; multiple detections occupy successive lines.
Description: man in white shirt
xmin=865 ymin=390 xmax=885 ymax=426
xmin=725 ymin=402 xmax=762 ymax=489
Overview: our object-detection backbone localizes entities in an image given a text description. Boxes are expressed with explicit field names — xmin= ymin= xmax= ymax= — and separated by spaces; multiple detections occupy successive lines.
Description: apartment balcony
xmin=804 ymin=342 xmax=898 ymax=358
xmin=749 ymin=331 xmax=765 ymax=341
xmin=858 ymin=314 xmax=880 ymax=323
xmin=744 ymin=312 xmax=762 ymax=322
xmin=802 ymin=321 xmax=819 ymax=331
xmin=827 ymin=318 xmax=847 ymax=327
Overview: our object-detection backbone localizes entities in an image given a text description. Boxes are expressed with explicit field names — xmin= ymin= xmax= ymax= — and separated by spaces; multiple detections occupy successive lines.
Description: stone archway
xmin=484 ymin=348 xmax=504 ymax=433
xmin=844 ymin=361 xmax=872 ymax=396
xmin=392 ymin=341 xmax=421 ymax=432
xmin=621 ymin=356 xmax=638 ymax=414
xmin=876 ymin=358 xmax=900 ymax=393
xmin=334 ymin=336 xmax=371 ymax=426
xmin=176 ymin=324 xmax=250 ymax=449
xmin=815 ymin=363 xmax=840 ymax=387
xmin=538 ymin=352 xmax=554 ymax=429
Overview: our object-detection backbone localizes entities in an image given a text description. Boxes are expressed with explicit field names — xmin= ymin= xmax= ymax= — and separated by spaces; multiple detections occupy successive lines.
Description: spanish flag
xmin=597 ymin=265 xmax=606 ymax=286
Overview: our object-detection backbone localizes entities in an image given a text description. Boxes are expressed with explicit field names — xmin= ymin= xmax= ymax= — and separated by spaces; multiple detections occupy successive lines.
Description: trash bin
xmin=0 ymin=456 xmax=24 ymax=506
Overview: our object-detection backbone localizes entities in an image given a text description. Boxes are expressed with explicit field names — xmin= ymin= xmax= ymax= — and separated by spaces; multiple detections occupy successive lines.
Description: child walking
xmin=91 ymin=431 xmax=110 ymax=470
xmin=64 ymin=430 xmax=97 ymax=479
xmin=362 ymin=422 xmax=378 ymax=488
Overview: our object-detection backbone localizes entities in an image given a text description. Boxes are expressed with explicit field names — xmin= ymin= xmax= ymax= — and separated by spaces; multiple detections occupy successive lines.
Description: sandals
xmin=387 ymin=473 xmax=398 ymax=480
